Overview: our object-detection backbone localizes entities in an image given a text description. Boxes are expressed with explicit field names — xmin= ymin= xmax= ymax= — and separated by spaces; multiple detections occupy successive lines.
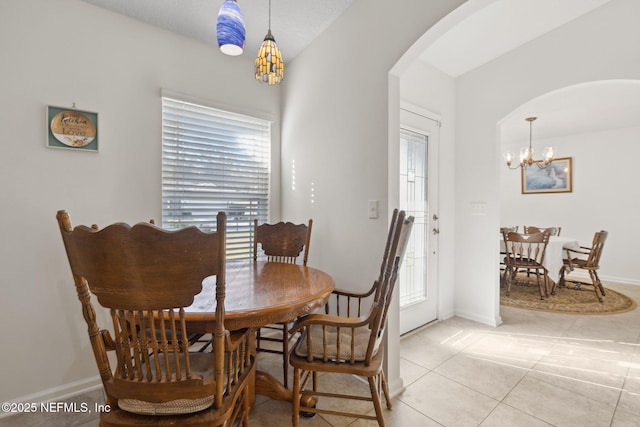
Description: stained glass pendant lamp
xmin=255 ymin=0 xmax=284 ymax=85
xmin=217 ymin=0 xmax=246 ymax=56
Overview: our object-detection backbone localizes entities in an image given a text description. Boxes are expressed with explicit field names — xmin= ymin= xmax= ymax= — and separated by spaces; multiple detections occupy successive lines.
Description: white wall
xmin=454 ymin=0 xmax=640 ymax=325
xmin=280 ymin=0 xmax=465 ymax=396
xmin=501 ymin=126 xmax=640 ymax=285
xmin=0 ymin=0 xmax=280 ymax=404
xmin=281 ymin=0 xmax=464 ymax=286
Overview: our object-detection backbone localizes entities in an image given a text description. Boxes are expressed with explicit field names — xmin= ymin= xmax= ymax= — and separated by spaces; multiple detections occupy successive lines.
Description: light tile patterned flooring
xmin=3 ymin=282 xmax=640 ymax=426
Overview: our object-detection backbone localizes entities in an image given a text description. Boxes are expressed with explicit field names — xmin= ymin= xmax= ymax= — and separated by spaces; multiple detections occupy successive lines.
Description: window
xmin=161 ymin=97 xmax=271 ymax=259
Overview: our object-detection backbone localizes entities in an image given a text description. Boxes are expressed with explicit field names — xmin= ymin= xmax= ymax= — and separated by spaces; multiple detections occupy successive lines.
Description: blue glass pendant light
xmin=217 ymin=0 xmax=246 ymax=56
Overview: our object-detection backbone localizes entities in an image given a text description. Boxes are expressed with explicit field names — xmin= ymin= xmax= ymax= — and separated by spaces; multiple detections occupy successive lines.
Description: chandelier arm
xmin=534 ymin=161 xmax=551 ymax=169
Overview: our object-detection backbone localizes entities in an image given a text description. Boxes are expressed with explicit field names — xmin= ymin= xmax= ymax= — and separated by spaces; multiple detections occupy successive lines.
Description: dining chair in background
xmin=57 ymin=210 xmax=255 ymax=426
xmin=558 ymin=230 xmax=608 ymax=302
xmin=253 ymin=218 xmax=313 ymax=388
xmin=502 ymin=230 xmax=551 ymax=300
xmin=521 ymin=226 xmax=561 ymax=279
xmin=288 ymin=209 xmax=414 ymax=427
xmin=524 ymin=225 xmax=561 ymax=236
xmin=499 ymin=226 xmax=519 ymax=282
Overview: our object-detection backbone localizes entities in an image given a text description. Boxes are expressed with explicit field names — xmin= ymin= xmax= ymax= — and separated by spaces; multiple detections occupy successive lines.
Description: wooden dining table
xmin=184 ymin=260 xmax=335 ymax=404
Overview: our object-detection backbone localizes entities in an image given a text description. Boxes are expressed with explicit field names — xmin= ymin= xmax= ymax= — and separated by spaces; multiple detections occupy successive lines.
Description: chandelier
xmin=504 ymin=117 xmax=555 ymax=169
xmin=255 ymin=0 xmax=284 ymax=85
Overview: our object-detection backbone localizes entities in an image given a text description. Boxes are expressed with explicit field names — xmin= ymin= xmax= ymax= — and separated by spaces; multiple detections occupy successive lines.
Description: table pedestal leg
xmin=255 ymin=371 xmax=317 ymax=409
xmin=255 ymin=371 xmax=291 ymax=401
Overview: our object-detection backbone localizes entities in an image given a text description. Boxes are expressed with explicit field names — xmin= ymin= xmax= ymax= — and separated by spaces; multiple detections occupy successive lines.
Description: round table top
xmin=185 ymin=260 xmax=335 ymax=331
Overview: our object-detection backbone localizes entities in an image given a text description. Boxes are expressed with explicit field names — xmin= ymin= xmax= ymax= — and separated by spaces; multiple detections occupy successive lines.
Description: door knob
xmin=432 ymin=228 xmax=440 ymax=235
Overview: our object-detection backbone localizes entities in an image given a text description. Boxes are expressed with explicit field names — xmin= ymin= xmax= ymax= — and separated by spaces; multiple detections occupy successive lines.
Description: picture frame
xmin=47 ymin=105 xmax=98 ymax=151
xmin=521 ymin=157 xmax=572 ymax=194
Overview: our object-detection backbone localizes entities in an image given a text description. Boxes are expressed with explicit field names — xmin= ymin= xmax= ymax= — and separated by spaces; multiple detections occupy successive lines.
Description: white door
xmin=399 ymin=107 xmax=439 ymax=335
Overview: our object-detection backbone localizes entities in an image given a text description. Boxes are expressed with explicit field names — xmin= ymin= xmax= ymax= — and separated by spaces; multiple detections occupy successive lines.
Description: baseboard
xmin=386 ymin=375 xmax=405 ymax=399
xmin=438 ymin=308 xmax=455 ymax=321
xmin=565 ymin=271 xmax=640 ymax=287
xmin=454 ymin=309 xmax=502 ymax=327
xmin=599 ymin=274 xmax=639 ymax=286
xmin=0 ymin=376 xmax=102 ymax=420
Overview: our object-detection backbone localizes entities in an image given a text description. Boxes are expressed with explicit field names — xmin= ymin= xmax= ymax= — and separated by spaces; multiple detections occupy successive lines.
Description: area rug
xmin=500 ymin=274 xmax=636 ymax=315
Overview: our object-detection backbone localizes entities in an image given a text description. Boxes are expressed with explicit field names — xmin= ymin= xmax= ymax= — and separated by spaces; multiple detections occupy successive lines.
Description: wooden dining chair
xmin=502 ymin=230 xmax=551 ymax=300
xmin=520 ymin=227 xmax=560 ymax=279
xmin=57 ymin=210 xmax=255 ymax=426
xmin=253 ymin=219 xmax=312 ymax=265
xmin=499 ymin=226 xmax=519 ymax=284
xmin=558 ymin=230 xmax=608 ymax=302
xmin=253 ymin=218 xmax=313 ymax=388
xmin=149 ymin=218 xmax=212 ymax=353
xmin=288 ymin=210 xmax=414 ymax=427
xmin=524 ymin=225 xmax=561 ymax=236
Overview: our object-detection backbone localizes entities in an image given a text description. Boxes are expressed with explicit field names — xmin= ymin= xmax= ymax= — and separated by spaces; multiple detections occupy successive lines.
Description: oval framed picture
xmin=47 ymin=106 xmax=98 ymax=151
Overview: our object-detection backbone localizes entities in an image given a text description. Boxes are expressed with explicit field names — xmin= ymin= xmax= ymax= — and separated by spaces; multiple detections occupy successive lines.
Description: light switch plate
xmin=471 ymin=202 xmax=487 ymax=216
xmin=368 ymin=200 xmax=378 ymax=219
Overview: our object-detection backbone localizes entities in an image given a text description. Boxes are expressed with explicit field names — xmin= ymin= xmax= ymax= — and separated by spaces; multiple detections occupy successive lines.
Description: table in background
xmin=544 ymin=236 xmax=580 ymax=283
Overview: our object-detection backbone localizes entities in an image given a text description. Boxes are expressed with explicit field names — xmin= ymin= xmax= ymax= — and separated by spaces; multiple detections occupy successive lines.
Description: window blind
xmin=162 ymin=97 xmax=271 ymax=259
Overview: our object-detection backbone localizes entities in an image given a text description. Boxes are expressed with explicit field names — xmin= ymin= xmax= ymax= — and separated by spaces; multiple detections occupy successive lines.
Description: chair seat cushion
xmin=117 ymin=352 xmax=215 ymax=416
xmin=294 ymin=324 xmax=372 ymax=362
xmin=118 ymin=396 xmax=214 ymax=416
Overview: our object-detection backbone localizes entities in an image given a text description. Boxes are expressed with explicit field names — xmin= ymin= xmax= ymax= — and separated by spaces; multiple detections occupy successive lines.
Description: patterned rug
xmin=501 ymin=274 xmax=636 ymax=315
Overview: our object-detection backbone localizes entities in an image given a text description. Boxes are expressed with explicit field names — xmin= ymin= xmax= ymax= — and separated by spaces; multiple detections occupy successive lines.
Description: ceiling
xmin=83 ymin=0 xmax=639 ymax=141
xmin=415 ymin=0 xmax=639 ymax=144
xmin=82 ymin=0 xmax=354 ymax=61
xmin=499 ymin=81 xmax=640 ymax=144
xmin=82 ymin=0 xmax=611 ymax=76
xmin=420 ymin=0 xmax=612 ymax=78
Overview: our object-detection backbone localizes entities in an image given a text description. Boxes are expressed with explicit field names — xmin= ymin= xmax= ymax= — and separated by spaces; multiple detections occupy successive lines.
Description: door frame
xmin=399 ymin=103 xmax=440 ymax=334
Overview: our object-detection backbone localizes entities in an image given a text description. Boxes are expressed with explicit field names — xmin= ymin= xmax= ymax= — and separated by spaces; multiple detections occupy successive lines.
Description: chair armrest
xmin=564 ymin=246 xmax=591 ymax=270
xmin=325 ymin=281 xmax=379 ymax=317
xmin=331 ymin=282 xmax=377 ymax=299
xmin=289 ymin=313 xmax=370 ymax=336
xmin=567 ymin=247 xmax=591 ymax=256
xmin=100 ymin=329 xmax=116 ymax=351
xmin=289 ymin=312 xmax=376 ymax=364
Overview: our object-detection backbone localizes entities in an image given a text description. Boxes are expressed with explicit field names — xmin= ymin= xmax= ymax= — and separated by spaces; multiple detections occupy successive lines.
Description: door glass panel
xmin=399 ymin=129 xmax=427 ymax=307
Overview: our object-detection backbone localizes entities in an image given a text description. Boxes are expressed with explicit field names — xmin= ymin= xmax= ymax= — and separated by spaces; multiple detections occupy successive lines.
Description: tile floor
xmin=3 ymin=282 xmax=639 ymax=426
